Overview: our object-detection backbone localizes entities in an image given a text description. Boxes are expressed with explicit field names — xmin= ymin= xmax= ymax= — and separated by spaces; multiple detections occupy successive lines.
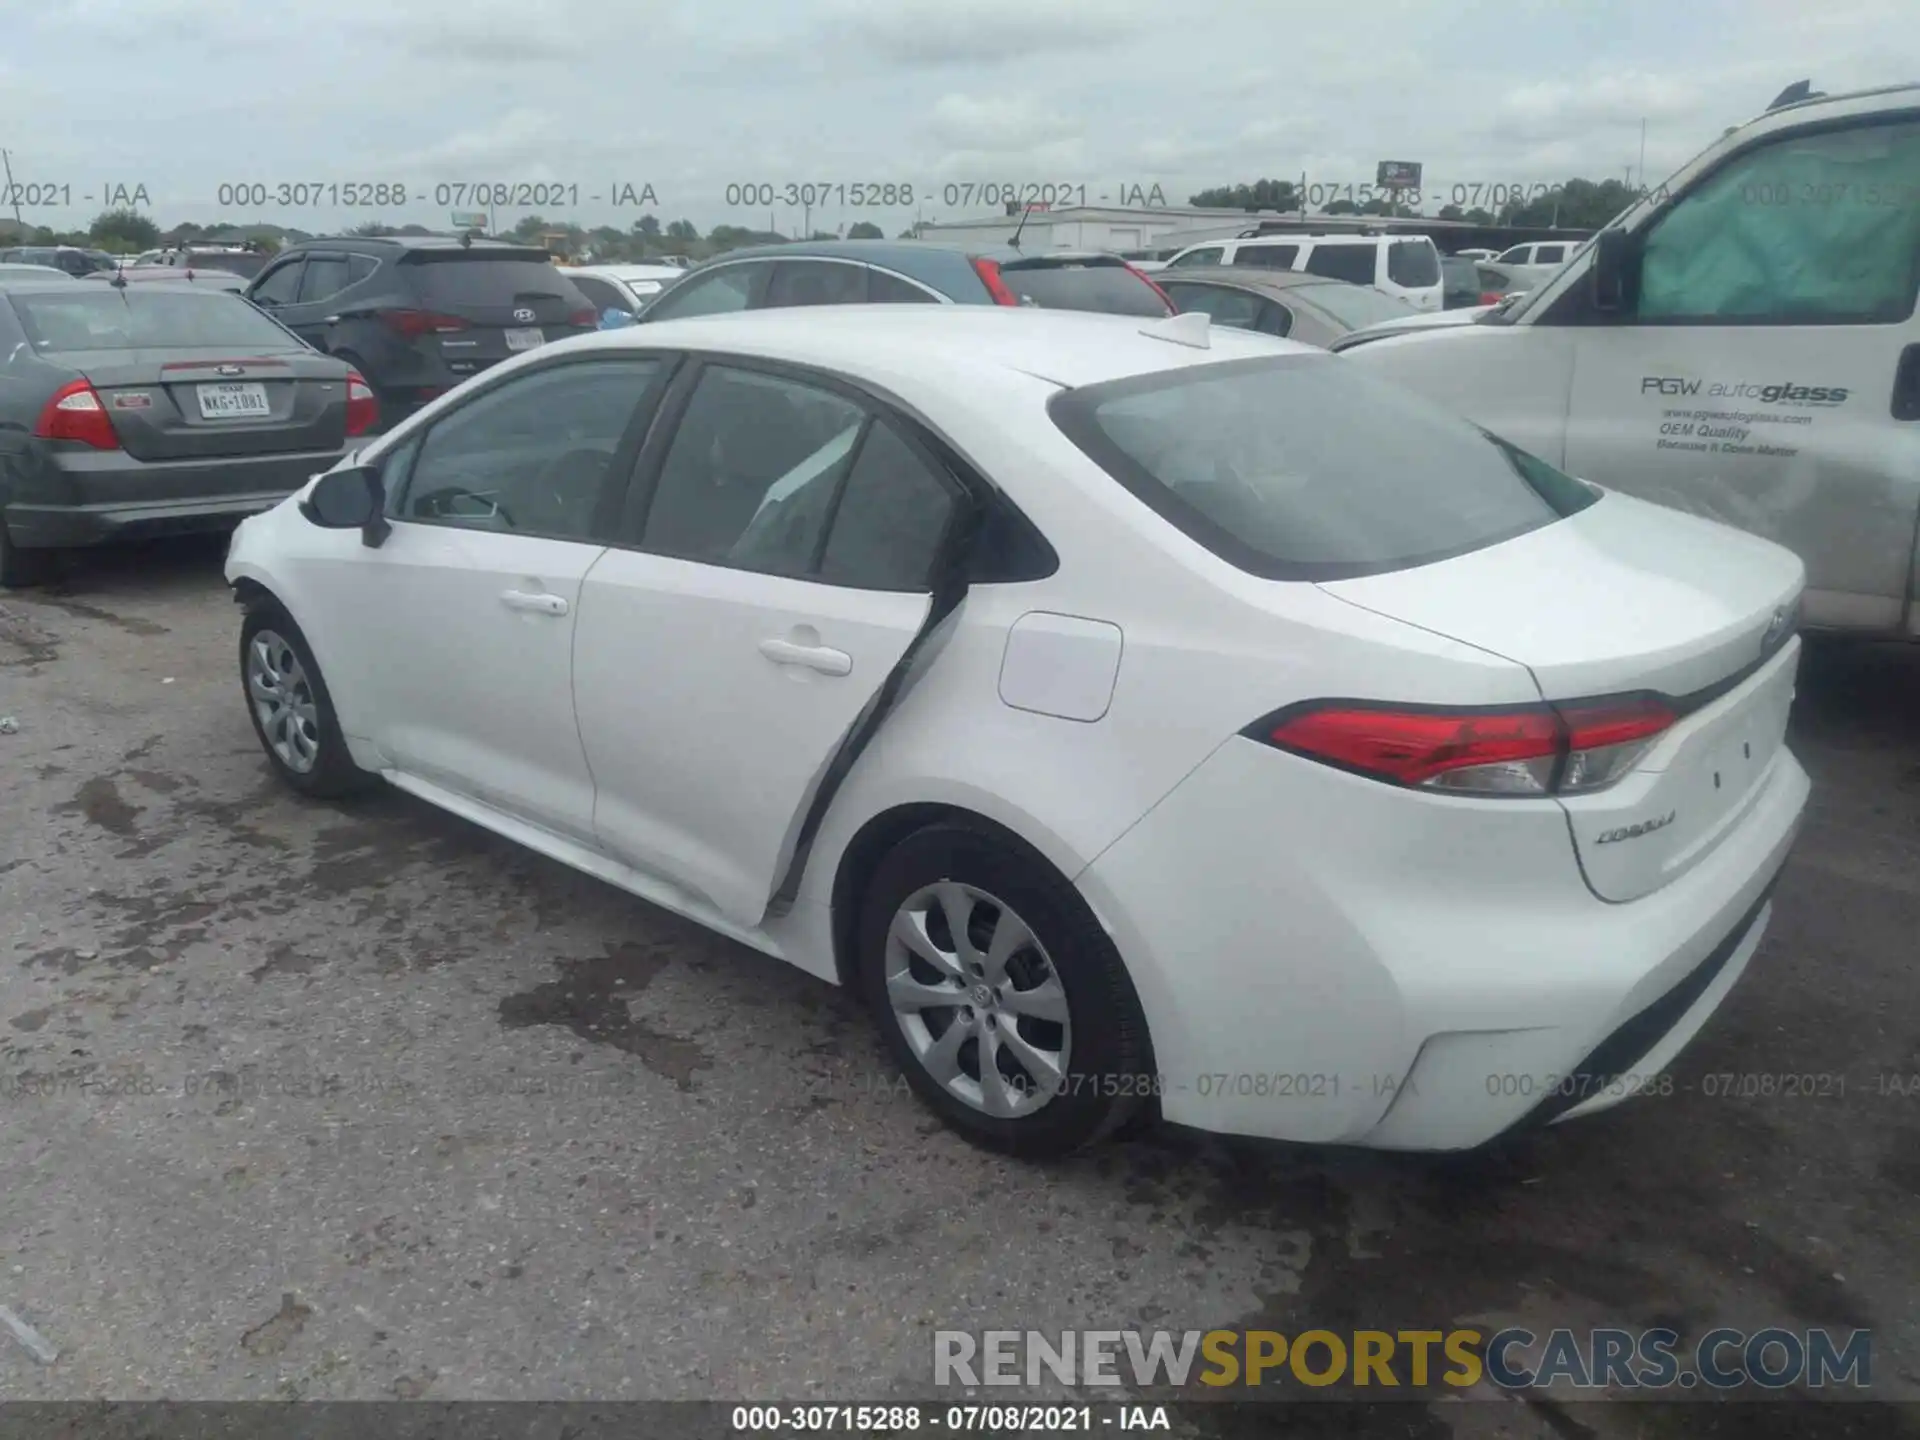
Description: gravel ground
xmin=2 ymin=535 xmax=1918 ymax=1438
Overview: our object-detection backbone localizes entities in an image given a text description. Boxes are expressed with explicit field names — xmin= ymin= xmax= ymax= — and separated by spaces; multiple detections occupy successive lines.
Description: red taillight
xmin=34 ymin=378 xmax=120 ymax=450
xmin=344 ymin=370 xmax=379 ymax=437
xmin=970 ymin=257 xmax=1022 ymax=306
xmin=568 ymin=307 xmax=596 ymax=328
xmin=380 ymin=309 xmax=470 ymax=338
xmin=1126 ymin=262 xmax=1175 ymax=312
xmin=1256 ymin=698 xmax=1675 ymax=797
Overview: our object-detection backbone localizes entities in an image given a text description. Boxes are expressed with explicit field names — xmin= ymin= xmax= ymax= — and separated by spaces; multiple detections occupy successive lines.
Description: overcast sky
xmin=2 ymin=0 xmax=1913 ymax=235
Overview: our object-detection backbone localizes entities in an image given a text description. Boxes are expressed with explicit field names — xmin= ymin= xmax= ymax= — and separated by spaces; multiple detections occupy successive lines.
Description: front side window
xmin=250 ymin=260 xmax=304 ymax=305
xmin=1050 ymin=354 xmax=1596 ymax=581
xmin=642 ymin=264 xmax=761 ymax=320
xmin=394 ymin=359 xmax=660 ymax=540
xmin=1496 ymin=245 xmax=1532 ymax=264
xmin=1166 ymin=246 xmax=1224 ymax=269
xmin=1302 ymin=244 xmax=1377 ymax=286
xmin=1638 ymin=117 xmax=1920 ymax=323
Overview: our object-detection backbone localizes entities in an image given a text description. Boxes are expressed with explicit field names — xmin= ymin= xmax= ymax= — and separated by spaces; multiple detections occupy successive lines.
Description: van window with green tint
xmin=1639 ymin=118 xmax=1920 ymax=323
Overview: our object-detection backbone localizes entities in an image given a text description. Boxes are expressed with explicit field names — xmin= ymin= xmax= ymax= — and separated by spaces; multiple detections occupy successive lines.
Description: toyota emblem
xmin=216 ymin=364 xmax=244 ymax=376
xmin=513 ymin=307 xmax=536 ymax=322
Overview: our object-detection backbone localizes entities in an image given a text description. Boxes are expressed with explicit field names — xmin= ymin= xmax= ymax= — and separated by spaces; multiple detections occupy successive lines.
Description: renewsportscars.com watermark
xmin=935 ymin=1327 xmax=1873 ymax=1393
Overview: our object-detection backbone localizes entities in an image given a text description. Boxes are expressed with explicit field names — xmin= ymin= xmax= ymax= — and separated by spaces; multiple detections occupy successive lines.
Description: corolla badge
xmin=1596 ymin=811 xmax=1677 ymax=844
xmin=513 ymin=307 xmax=536 ymax=322
xmin=216 ymin=363 xmax=244 ymax=376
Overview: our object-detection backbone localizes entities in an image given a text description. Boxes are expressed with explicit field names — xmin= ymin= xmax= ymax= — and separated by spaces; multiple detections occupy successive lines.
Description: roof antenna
xmin=1008 ymin=201 xmax=1036 ymax=252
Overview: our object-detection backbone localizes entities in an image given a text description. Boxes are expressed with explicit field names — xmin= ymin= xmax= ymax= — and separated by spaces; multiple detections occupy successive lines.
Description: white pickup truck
xmin=1337 ymin=81 xmax=1920 ymax=640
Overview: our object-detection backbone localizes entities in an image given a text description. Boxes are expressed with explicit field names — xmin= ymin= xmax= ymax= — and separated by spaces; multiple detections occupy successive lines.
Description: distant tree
xmin=1323 ymin=198 xmax=1359 ymax=215
xmin=897 ymin=228 xmax=917 ymax=239
xmin=1189 ymin=179 xmax=1298 ymax=211
xmin=633 ymin=214 xmax=661 ymax=237
xmin=1463 ymin=206 xmax=1495 ymax=225
xmin=1498 ymin=177 xmax=1640 ymax=229
xmin=1437 ymin=204 xmax=1465 ymax=221
xmin=665 ymin=219 xmax=699 ymax=241
xmin=511 ymin=214 xmax=547 ymax=240
xmin=847 ymin=221 xmax=883 ymax=239
xmin=350 ymin=222 xmax=400 ymax=237
xmin=90 ymin=207 xmax=160 ymax=250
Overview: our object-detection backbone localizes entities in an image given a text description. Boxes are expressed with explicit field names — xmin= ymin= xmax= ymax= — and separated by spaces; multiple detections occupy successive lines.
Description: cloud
xmin=821 ymin=0 xmax=1153 ymax=66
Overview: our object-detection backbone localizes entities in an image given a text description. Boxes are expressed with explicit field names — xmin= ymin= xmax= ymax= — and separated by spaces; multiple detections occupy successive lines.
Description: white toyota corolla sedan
xmin=224 ymin=305 xmax=1810 ymax=1157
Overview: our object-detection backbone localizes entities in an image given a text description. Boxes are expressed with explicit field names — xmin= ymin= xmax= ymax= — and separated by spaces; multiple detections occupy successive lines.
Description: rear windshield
xmin=189 ymin=252 xmax=268 ymax=279
xmin=8 ymin=289 xmax=296 ymax=351
xmin=403 ymin=253 xmax=577 ymax=305
xmin=1387 ymin=239 xmax=1440 ymax=287
xmin=994 ymin=258 xmax=1170 ymax=316
xmin=1293 ymin=282 xmax=1417 ymax=329
xmin=1049 ymin=354 xmax=1596 ymax=580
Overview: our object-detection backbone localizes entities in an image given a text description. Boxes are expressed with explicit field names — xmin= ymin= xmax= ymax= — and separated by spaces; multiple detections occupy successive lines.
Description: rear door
xmin=574 ymin=358 xmax=966 ymax=929
xmin=763 ymin=259 xmax=868 ymax=307
xmin=397 ymin=249 xmax=596 ymax=370
xmin=1382 ymin=239 xmax=1443 ymax=311
xmin=1561 ymin=112 xmax=1920 ymax=633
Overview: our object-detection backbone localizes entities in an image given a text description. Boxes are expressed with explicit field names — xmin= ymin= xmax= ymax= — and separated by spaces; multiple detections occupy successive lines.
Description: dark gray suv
xmin=244 ymin=236 xmax=598 ymax=417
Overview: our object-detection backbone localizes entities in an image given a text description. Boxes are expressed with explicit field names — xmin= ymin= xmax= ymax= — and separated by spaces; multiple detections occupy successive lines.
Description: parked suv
xmin=1162 ymin=233 xmax=1445 ymax=311
xmin=244 ymin=236 xmax=597 ymax=415
xmin=636 ymin=240 xmax=1173 ymax=323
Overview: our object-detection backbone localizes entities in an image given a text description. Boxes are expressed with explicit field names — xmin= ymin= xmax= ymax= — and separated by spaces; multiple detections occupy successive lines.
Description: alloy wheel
xmin=883 ymin=881 xmax=1072 ymax=1118
xmin=247 ymin=629 xmax=321 ymax=774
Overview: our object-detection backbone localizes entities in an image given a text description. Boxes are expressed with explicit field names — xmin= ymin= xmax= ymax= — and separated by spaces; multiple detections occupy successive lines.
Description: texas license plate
xmin=197 ymin=382 xmax=270 ymax=418
xmin=504 ymin=327 xmax=545 ymax=352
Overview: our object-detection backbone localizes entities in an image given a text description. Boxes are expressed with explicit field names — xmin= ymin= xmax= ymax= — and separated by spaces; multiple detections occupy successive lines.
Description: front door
xmin=306 ymin=353 xmax=669 ymax=843
xmin=1563 ymin=114 xmax=1920 ymax=631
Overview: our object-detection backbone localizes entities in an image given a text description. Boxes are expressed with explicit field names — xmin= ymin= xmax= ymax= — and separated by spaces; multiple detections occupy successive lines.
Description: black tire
xmin=238 ymin=602 xmax=379 ymax=799
xmin=856 ymin=821 xmax=1155 ymax=1157
xmin=0 ymin=520 xmax=58 ymax=589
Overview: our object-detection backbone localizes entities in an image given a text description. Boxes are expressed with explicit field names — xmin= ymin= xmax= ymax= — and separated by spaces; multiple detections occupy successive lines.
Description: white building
xmin=915 ymin=205 xmax=1290 ymax=256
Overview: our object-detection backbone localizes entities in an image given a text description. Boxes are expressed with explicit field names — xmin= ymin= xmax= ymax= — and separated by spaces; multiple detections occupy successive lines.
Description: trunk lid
xmin=1319 ymin=491 xmax=1805 ymax=901
xmin=70 ymin=347 xmax=350 ymax=461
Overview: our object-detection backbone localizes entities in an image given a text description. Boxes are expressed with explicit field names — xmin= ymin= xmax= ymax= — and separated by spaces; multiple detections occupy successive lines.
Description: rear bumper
xmin=4 ymin=448 xmax=349 ymax=548
xmin=1073 ymin=733 xmax=1810 ymax=1150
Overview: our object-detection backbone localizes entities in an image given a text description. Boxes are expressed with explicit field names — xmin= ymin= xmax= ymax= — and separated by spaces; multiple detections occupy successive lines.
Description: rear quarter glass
xmin=1048 ymin=353 xmax=1596 ymax=582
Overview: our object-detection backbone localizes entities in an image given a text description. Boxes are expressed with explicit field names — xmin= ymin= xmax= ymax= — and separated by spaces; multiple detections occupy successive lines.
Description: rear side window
xmin=642 ymin=264 xmax=760 ymax=320
xmin=1237 ymin=244 xmax=1299 ymax=270
xmin=995 ymin=259 xmax=1170 ymax=315
xmin=1302 ymin=244 xmax=1377 ymax=285
xmin=9 ymin=290 xmax=297 ymax=351
xmin=1534 ymin=244 xmax=1567 ymax=264
xmin=867 ymin=268 xmax=938 ymax=303
xmin=405 ymin=256 xmax=573 ymax=306
xmin=1497 ymin=245 xmax=1532 ymax=264
xmin=1049 ymin=355 xmax=1596 ymax=581
xmin=1387 ymin=240 xmax=1440 ymax=287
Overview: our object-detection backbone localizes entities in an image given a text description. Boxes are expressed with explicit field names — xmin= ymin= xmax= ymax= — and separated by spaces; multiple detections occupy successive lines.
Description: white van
xmin=1339 ymin=81 xmax=1920 ymax=639
xmin=1162 ymin=233 xmax=1445 ymax=311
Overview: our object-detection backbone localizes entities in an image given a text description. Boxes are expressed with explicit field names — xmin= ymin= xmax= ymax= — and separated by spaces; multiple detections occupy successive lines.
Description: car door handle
xmin=501 ymin=589 xmax=568 ymax=616
xmin=758 ymin=638 xmax=852 ymax=675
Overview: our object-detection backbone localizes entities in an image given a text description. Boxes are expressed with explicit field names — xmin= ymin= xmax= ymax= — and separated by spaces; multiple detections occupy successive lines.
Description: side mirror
xmin=300 ymin=464 xmax=390 ymax=546
xmin=599 ymin=307 xmax=637 ymax=329
xmin=1591 ymin=228 xmax=1638 ymax=313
